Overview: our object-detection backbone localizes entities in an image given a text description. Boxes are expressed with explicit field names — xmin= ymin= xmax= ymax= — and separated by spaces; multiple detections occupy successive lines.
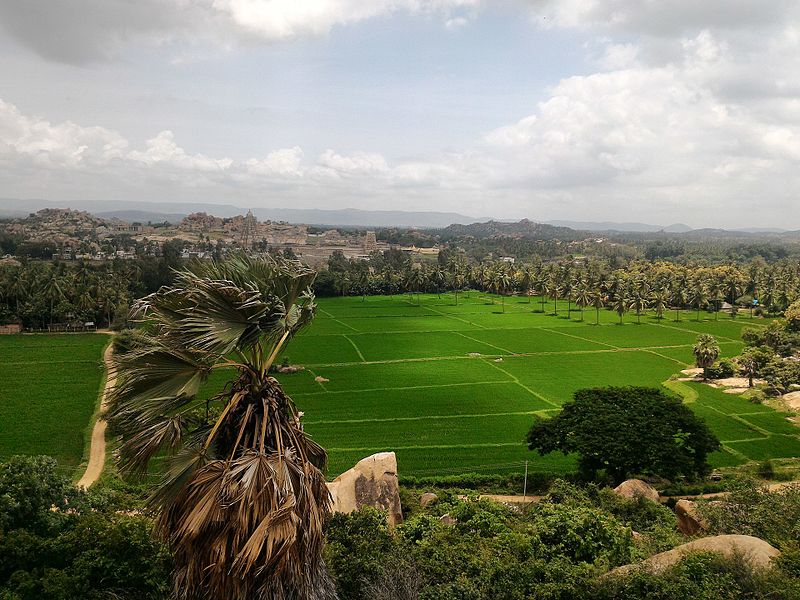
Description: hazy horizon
xmin=1 ymin=1 xmax=799 ymax=229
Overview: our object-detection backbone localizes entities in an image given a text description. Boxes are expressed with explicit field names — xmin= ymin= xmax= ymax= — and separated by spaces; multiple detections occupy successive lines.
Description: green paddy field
xmin=2 ymin=293 xmax=799 ymax=477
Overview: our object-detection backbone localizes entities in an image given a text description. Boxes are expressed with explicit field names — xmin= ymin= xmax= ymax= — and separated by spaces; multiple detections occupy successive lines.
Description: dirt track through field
xmin=76 ymin=342 xmax=115 ymax=488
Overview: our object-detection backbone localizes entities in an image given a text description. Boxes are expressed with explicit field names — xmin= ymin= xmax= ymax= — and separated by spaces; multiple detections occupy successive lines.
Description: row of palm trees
xmin=323 ymin=256 xmax=800 ymax=321
xmin=0 ymin=262 xmax=135 ymax=328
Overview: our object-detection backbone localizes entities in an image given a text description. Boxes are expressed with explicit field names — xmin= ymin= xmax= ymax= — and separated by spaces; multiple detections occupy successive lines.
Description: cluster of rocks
xmin=610 ymin=478 xmax=781 ymax=574
xmin=325 ymin=456 xmax=783 ymax=576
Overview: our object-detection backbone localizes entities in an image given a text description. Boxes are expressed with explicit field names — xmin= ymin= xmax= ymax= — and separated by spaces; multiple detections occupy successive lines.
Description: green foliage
xmin=527 ymin=387 xmax=721 ymax=483
xmin=705 ymin=359 xmax=736 ymax=380
xmin=0 ymin=457 xmax=170 ymax=600
xmin=0 ymin=456 xmax=78 ymax=533
xmin=697 ymin=479 xmax=800 ymax=550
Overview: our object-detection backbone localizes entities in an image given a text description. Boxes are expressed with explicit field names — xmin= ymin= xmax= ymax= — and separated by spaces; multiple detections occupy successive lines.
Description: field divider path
xmin=301 ymin=344 xmax=709 ymax=369
xmin=480 ymin=357 xmax=560 ymax=408
xmin=651 ymin=321 xmax=738 ymax=343
xmin=304 ymin=409 xmax=545 ymax=426
xmin=452 ymin=330 xmax=515 ymax=355
xmin=643 ymin=349 xmax=690 ymax=366
xmin=541 ymin=327 xmax=621 ymax=350
xmin=415 ymin=301 xmax=488 ymax=329
xmin=317 ymin=308 xmax=360 ymax=332
xmin=76 ymin=340 xmax=115 ymax=489
xmin=295 ymin=379 xmax=512 ymax=397
xmin=342 ymin=334 xmax=366 ymax=362
xmin=326 ymin=441 xmax=522 ymax=452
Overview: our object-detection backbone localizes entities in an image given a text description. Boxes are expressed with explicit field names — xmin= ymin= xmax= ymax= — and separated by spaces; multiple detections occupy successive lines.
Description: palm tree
xmin=629 ymin=292 xmax=649 ymax=325
xmin=107 ymin=255 xmax=335 ymax=600
xmin=590 ymin=289 xmax=606 ymax=325
xmin=430 ymin=266 xmax=446 ymax=299
xmin=612 ymin=292 xmax=627 ymax=325
xmin=708 ymin=278 xmax=723 ymax=320
xmin=491 ymin=265 xmax=513 ymax=313
xmin=651 ymin=286 xmax=669 ymax=320
xmin=404 ymin=266 xmax=425 ymax=305
xmin=693 ymin=334 xmax=720 ymax=381
xmin=574 ymin=282 xmax=592 ymax=322
xmin=672 ymin=287 xmax=688 ymax=322
xmin=689 ymin=282 xmax=709 ymax=322
xmin=518 ymin=264 xmax=534 ymax=303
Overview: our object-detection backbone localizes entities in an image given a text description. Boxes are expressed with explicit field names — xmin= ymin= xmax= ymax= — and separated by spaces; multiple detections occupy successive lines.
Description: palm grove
xmin=315 ymin=249 xmax=800 ymax=322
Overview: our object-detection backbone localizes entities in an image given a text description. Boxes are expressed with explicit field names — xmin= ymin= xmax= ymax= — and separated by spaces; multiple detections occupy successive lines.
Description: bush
xmin=757 ymin=460 xmax=775 ymax=480
xmin=705 ymin=359 xmax=736 ymax=379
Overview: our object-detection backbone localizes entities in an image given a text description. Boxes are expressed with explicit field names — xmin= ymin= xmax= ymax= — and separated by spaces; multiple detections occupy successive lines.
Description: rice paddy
xmin=2 ymin=292 xmax=797 ymax=478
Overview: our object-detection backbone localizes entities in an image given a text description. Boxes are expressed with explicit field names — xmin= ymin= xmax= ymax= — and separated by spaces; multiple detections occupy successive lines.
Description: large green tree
xmin=107 ymin=254 xmax=335 ymax=600
xmin=526 ymin=387 xmax=720 ymax=483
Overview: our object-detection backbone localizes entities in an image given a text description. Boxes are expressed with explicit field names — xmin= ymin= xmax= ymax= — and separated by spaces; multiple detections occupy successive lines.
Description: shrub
xmin=705 ymin=359 xmax=736 ymax=379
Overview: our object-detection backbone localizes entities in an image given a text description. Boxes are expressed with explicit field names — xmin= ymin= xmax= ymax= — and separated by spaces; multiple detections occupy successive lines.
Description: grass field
xmin=0 ymin=333 xmax=108 ymax=473
xmin=200 ymin=292 xmax=796 ymax=476
xmin=3 ymin=292 xmax=798 ymax=479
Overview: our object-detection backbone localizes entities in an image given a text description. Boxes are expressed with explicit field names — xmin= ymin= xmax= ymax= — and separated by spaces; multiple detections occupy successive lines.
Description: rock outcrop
xmin=611 ymin=535 xmax=781 ymax=576
xmin=327 ymin=452 xmax=403 ymax=525
xmin=675 ymin=499 xmax=707 ymax=535
xmin=613 ymin=479 xmax=660 ymax=503
xmin=420 ymin=492 xmax=438 ymax=508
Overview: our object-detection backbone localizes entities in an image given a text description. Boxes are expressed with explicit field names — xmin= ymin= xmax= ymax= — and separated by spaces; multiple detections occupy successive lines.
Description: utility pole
xmin=523 ymin=461 xmax=529 ymax=502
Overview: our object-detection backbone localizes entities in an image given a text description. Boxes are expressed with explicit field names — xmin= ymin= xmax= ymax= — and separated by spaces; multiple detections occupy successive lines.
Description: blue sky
xmin=0 ymin=1 xmax=798 ymax=227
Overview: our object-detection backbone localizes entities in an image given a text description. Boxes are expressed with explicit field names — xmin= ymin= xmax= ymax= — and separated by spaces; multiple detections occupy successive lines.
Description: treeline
xmin=0 ymin=253 xmax=184 ymax=328
xmin=314 ymin=249 xmax=800 ymax=320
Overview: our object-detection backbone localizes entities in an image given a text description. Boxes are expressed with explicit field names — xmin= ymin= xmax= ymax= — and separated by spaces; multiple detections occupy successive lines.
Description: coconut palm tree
xmin=651 ymin=286 xmax=669 ymax=320
xmin=574 ymin=281 xmax=592 ymax=322
xmin=107 ymin=254 xmax=335 ymax=600
xmin=612 ymin=292 xmax=627 ymax=325
xmin=693 ymin=334 xmax=720 ymax=381
xmin=491 ymin=264 xmax=513 ymax=313
xmin=629 ymin=291 xmax=649 ymax=325
xmin=590 ymin=289 xmax=606 ymax=325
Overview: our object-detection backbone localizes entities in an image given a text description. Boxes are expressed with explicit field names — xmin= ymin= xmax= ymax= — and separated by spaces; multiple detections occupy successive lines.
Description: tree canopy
xmin=527 ymin=387 xmax=720 ymax=483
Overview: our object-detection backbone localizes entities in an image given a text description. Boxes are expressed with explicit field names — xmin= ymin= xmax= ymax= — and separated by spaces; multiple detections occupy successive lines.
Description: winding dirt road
xmin=76 ymin=342 xmax=115 ymax=488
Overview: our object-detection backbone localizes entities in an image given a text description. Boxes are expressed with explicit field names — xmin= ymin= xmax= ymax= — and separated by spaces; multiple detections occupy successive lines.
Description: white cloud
xmin=246 ymin=146 xmax=304 ymax=176
xmin=317 ymin=149 xmax=389 ymax=175
xmin=128 ymin=131 xmax=233 ymax=171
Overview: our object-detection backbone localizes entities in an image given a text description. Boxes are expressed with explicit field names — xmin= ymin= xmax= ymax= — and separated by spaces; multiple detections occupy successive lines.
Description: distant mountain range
xmin=0 ymin=199 xmax=485 ymax=228
xmin=0 ymin=198 xmax=795 ymax=234
xmin=546 ymin=220 xmax=694 ymax=233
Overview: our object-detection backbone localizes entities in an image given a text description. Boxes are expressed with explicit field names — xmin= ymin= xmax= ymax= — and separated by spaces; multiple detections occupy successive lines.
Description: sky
xmin=1 ymin=0 xmax=799 ymax=228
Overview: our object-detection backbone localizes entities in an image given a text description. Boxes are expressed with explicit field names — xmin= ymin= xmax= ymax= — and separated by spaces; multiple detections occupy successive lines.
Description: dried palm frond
xmin=106 ymin=254 xmax=335 ymax=600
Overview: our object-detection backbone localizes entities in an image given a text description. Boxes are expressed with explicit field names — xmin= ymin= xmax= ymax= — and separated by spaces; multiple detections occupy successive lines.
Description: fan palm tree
xmin=107 ymin=254 xmax=335 ymax=600
xmin=693 ymin=334 xmax=720 ymax=381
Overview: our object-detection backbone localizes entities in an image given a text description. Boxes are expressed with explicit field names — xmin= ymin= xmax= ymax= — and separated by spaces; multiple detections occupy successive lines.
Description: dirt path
xmin=76 ymin=342 xmax=115 ymax=489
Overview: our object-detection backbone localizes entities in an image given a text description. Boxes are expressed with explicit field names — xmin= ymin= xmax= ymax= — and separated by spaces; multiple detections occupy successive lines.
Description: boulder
xmin=314 ymin=375 xmax=329 ymax=383
xmin=613 ymin=479 xmax=660 ymax=503
xmin=782 ymin=391 xmax=800 ymax=410
xmin=675 ymin=499 xmax=707 ymax=535
xmin=327 ymin=452 xmax=403 ymax=525
xmin=611 ymin=535 xmax=780 ymax=576
xmin=420 ymin=492 xmax=438 ymax=508
xmin=681 ymin=368 xmax=704 ymax=377
xmin=439 ymin=513 xmax=456 ymax=525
